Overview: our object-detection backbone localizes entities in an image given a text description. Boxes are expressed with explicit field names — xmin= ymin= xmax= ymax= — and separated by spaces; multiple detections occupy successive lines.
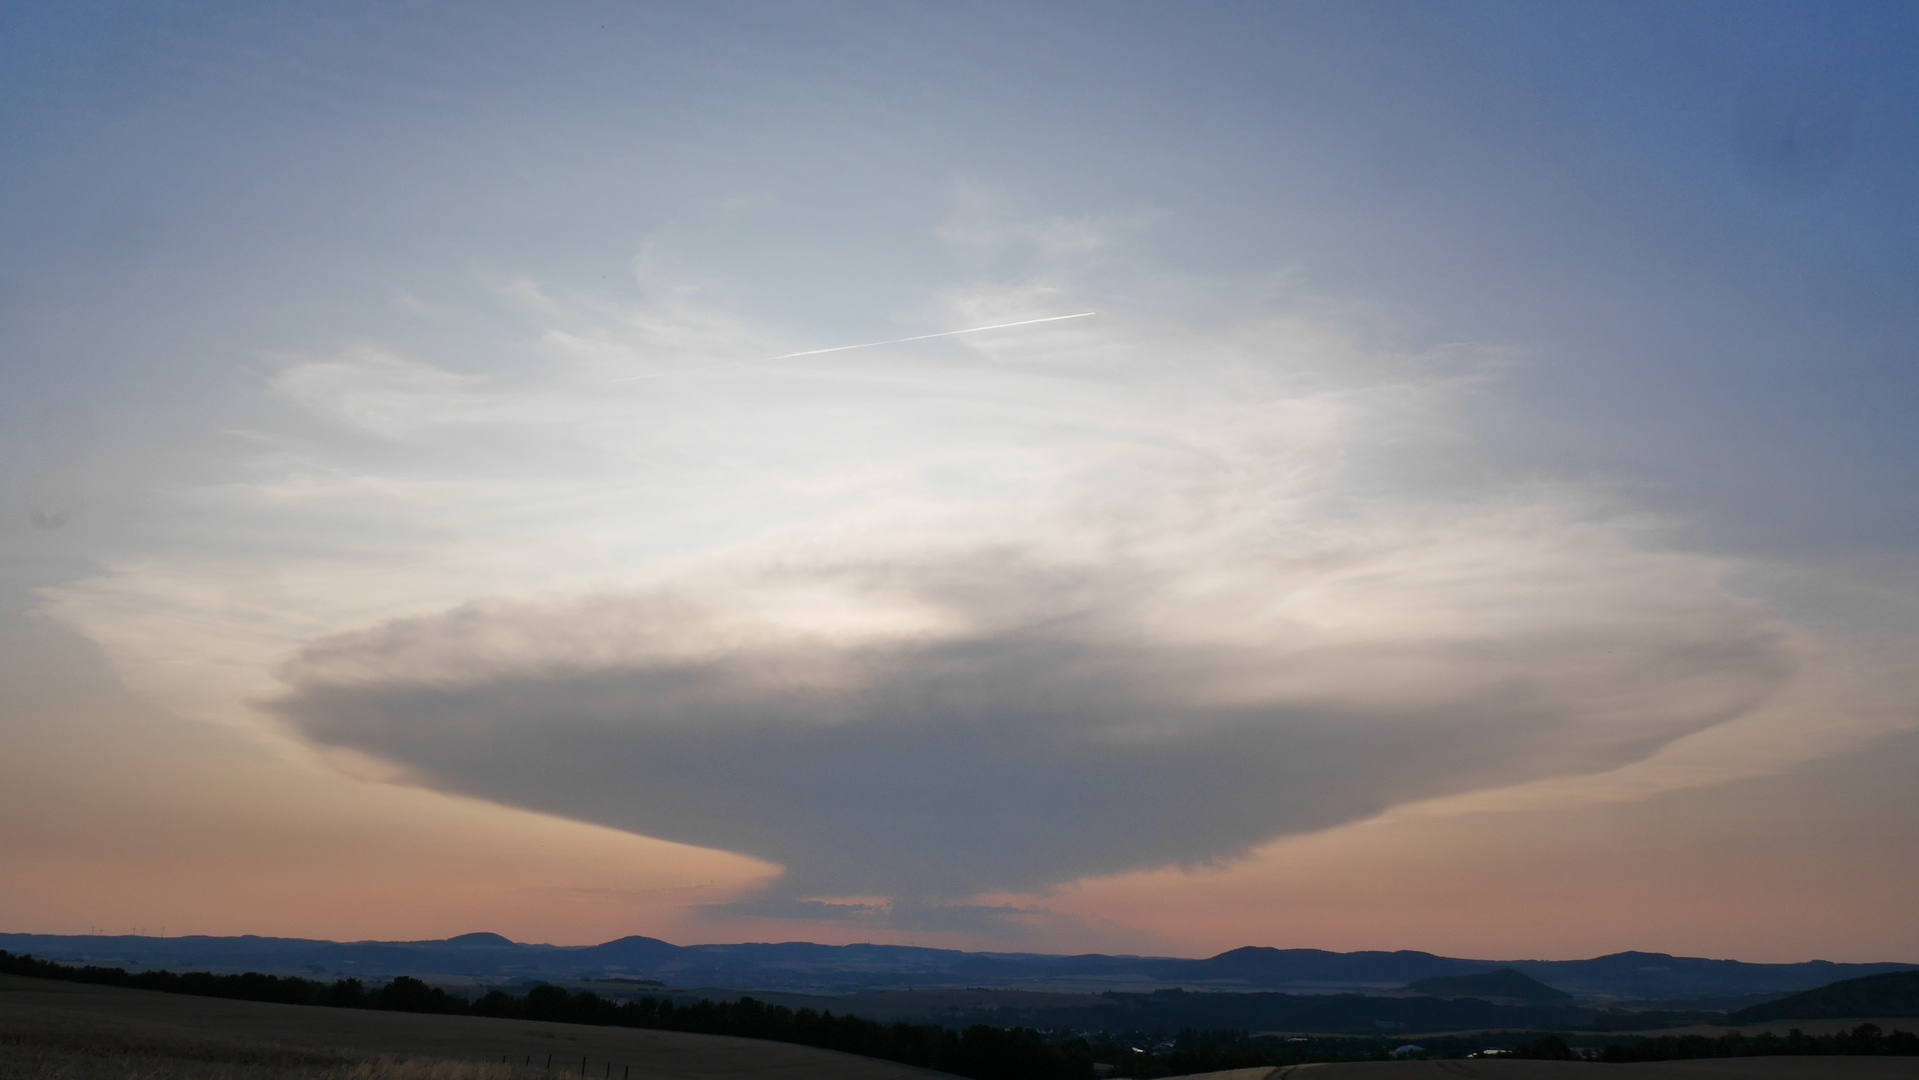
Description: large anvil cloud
xmin=271 ymin=532 xmax=1791 ymax=907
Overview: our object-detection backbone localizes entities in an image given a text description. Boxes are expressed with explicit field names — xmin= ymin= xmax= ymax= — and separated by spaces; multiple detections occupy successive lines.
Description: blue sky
xmin=3 ymin=2 xmax=1916 ymax=956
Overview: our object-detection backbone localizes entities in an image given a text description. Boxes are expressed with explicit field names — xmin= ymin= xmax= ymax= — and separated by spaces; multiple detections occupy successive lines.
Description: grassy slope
xmin=0 ymin=973 xmax=951 ymax=1080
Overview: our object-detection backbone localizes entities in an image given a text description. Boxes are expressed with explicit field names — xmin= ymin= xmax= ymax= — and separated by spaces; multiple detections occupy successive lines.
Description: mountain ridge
xmin=1405 ymin=967 xmax=1575 ymax=1004
xmin=2 ymin=931 xmax=1910 ymax=1004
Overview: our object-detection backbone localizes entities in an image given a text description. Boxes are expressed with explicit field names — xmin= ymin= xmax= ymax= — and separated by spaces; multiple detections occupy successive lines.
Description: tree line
xmin=0 ymin=950 xmax=1091 ymax=1080
xmin=1597 ymin=1024 xmax=1919 ymax=1062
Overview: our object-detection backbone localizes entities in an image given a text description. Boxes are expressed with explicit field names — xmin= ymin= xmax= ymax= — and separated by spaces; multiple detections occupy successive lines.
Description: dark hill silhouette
xmin=1730 ymin=970 xmax=1919 ymax=1022
xmin=579 ymin=935 xmax=685 ymax=967
xmin=1502 ymin=950 xmax=1915 ymax=1003
xmin=1155 ymin=946 xmax=1487 ymax=987
xmin=2 ymin=931 xmax=1911 ymax=1003
xmin=1405 ymin=967 xmax=1573 ymax=1004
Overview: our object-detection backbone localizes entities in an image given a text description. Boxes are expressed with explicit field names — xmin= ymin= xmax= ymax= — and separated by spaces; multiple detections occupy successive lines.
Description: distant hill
xmin=1151 ymin=946 xmax=1486 ymax=988
xmin=1730 ymin=970 xmax=1919 ymax=1022
xmin=0 ymin=931 xmax=1911 ymax=1003
xmin=1505 ymin=950 xmax=1916 ymax=1004
xmin=1405 ymin=968 xmax=1573 ymax=1004
xmin=444 ymin=932 xmax=515 ymax=946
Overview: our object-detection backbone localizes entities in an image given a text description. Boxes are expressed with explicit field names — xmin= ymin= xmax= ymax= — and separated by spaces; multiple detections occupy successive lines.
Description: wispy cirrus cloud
xmin=39 ymin=255 xmax=1820 ymax=918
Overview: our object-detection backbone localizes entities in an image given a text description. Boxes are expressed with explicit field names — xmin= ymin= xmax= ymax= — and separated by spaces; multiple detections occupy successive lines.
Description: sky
xmin=2 ymin=1 xmax=1917 ymax=962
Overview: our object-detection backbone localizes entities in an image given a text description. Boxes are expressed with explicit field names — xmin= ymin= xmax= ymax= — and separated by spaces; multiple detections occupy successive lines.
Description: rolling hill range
xmin=2 ymin=932 xmax=1911 ymax=1005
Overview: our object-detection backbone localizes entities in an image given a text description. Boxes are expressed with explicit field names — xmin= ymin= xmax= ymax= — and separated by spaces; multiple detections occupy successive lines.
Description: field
xmin=1168 ymin=1060 xmax=1919 ymax=1079
xmin=0 ymin=974 xmax=947 ymax=1080
xmin=8 ymin=973 xmax=1919 ymax=1080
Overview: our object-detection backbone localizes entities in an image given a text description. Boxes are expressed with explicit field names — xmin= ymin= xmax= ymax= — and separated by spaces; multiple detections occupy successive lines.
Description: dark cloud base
xmin=271 ymin=578 xmax=1789 ymax=908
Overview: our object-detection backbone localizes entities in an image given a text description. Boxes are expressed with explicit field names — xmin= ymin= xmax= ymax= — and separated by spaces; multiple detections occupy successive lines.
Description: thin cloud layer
xmin=48 ymin=277 xmax=1800 ymax=912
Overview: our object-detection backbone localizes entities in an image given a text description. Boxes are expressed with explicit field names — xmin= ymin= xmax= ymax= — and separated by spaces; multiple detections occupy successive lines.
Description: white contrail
xmin=767 ymin=310 xmax=1097 ymax=360
xmin=612 ymin=311 xmax=1096 ymax=383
